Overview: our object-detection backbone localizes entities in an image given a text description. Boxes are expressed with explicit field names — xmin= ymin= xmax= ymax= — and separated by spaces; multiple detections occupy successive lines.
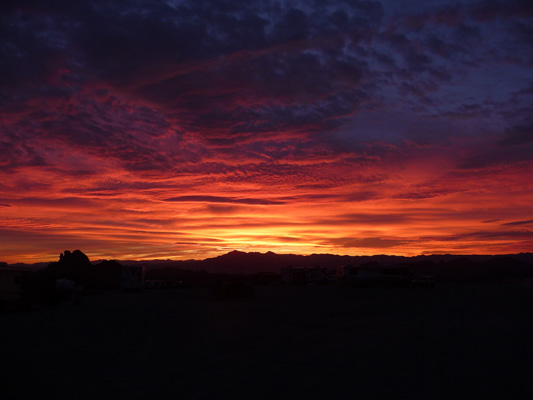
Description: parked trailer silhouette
xmin=281 ymin=266 xmax=328 ymax=285
xmin=120 ymin=266 xmax=145 ymax=291
xmin=336 ymin=265 xmax=411 ymax=287
xmin=0 ymin=267 xmax=39 ymax=311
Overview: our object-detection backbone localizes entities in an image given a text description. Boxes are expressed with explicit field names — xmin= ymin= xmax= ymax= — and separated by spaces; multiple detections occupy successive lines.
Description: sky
xmin=1 ymin=0 xmax=532 ymax=263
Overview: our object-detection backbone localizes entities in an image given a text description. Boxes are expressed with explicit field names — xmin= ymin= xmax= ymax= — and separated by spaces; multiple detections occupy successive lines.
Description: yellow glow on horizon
xmin=1 ymin=151 xmax=532 ymax=264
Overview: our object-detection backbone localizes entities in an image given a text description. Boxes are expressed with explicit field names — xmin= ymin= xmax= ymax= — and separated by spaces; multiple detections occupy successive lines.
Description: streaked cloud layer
xmin=1 ymin=0 xmax=532 ymax=262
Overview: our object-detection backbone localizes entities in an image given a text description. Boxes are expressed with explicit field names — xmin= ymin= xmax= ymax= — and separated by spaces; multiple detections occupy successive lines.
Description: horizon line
xmin=4 ymin=249 xmax=532 ymax=266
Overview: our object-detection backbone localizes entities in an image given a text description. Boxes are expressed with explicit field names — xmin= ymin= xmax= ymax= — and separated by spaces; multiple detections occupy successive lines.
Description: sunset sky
xmin=1 ymin=0 xmax=532 ymax=263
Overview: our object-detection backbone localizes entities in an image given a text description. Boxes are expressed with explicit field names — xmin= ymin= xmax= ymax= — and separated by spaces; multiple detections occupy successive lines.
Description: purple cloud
xmin=164 ymin=195 xmax=285 ymax=205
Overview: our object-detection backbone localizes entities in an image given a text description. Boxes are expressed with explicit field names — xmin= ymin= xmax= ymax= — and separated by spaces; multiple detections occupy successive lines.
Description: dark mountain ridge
xmin=5 ymin=251 xmax=533 ymax=284
xmin=7 ymin=251 xmax=533 ymax=272
xmin=192 ymin=251 xmax=533 ymax=281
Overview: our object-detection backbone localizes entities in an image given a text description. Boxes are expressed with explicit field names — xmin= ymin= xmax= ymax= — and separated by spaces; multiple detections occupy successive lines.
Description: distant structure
xmin=281 ymin=266 xmax=328 ymax=285
xmin=143 ymin=280 xmax=166 ymax=289
xmin=0 ymin=266 xmax=38 ymax=310
xmin=336 ymin=264 xmax=411 ymax=287
xmin=46 ymin=250 xmax=130 ymax=293
xmin=1 ymin=250 xmax=150 ymax=310
xmin=121 ymin=265 xmax=145 ymax=291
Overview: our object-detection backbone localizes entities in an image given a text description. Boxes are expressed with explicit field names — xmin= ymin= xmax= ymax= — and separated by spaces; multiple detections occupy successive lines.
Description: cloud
xmin=502 ymin=219 xmax=533 ymax=226
xmin=322 ymin=236 xmax=409 ymax=249
xmin=313 ymin=213 xmax=412 ymax=227
xmin=163 ymin=195 xmax=285 ymax=205
xmin=1 ymin=1 xmax=382 ymax=125
xmin=421 ymin=229 xmax=533 ymax=242
xmin=468 ymin=0 xmax=533 ymax=22
xmin=500 ymin=123 xmax=533 ymax=146
xmin=395 ymin=189 xmax=457 ymax=200
xmin=205 ymin=205 xmax=243 ymax=215
xmin=1 ymin=0 xmax=532 ymax=261
xmin=2 ymin=196 xmax=97 ymax=209
xmin=0 ymin=132 xmax=48 ymax=173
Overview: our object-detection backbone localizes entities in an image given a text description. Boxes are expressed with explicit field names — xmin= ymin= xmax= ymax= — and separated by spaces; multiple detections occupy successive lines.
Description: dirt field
xmin=1 ymin=282 xmax=532 ymax=399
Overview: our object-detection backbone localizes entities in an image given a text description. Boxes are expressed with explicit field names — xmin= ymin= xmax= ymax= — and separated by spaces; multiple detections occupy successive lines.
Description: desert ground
xmin=1 ymin=282 xmax=532 ymax=399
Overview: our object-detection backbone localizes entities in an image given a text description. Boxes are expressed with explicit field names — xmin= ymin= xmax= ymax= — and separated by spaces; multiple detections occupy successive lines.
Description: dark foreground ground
xmin=1 ymin=282 xmax=532 ymax=399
